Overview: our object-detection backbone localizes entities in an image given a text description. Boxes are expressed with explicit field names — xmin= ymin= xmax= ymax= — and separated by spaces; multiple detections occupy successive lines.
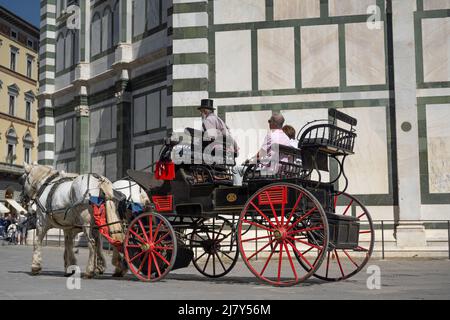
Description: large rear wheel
xmin=312 ymin=192 xmax=374 ymax=281
xmin=237 ymin=183 xmax=329 ymax=286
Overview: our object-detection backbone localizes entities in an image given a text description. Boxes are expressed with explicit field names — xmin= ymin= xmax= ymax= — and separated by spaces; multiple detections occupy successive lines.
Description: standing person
xmin=17 ymin=212 xmax=27 ymax=245
xmin=0 ymin=216 xmax=5 ymax=238
xmin=282 ymin=125 xmax=298 ymax=148
xmin=198 ymin=99 xmax=238 ymax=162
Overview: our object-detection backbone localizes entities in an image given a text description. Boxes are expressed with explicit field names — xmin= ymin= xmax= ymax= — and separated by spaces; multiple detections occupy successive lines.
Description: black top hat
xmin=198 ymin=99 xmax=215 ymax=111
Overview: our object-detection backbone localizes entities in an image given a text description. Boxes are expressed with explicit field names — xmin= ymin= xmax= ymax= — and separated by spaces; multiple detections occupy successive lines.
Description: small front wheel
xmin=190 ymin=216 xmax=239 ymax=278
xmin=124 ymin=212 xmax=177 ymax=282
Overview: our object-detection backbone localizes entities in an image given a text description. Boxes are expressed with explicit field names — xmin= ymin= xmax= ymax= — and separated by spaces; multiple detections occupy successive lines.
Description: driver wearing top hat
xmin=198 ymin=99 xmax=238 ymax=156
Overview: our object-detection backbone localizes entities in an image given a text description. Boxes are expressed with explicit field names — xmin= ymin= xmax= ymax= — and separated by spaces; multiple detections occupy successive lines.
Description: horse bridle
xmin=23 ymin=169 xmax=59 ymax=202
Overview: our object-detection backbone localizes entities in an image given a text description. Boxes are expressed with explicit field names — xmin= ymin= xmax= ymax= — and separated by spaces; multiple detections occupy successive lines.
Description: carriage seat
xmin=298 ymin=109 xmax=357 ymax=156
xmin=180 ymin=127 xmax=237 ymax=167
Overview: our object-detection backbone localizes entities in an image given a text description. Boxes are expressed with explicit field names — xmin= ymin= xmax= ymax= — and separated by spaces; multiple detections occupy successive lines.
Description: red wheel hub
xmin=273 ymin=228 xmax=287 ymax=242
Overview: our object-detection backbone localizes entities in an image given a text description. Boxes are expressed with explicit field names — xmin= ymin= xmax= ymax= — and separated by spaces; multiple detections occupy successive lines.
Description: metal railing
xmin=14 ymin=220 xmax=450 ymax=260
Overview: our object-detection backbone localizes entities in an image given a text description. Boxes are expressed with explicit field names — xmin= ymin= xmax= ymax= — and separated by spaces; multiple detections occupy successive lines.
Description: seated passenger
xmin=257 ymin=113 xmax=291 ymax=162
xmin=282 ymin=125 xmax=298 ymax=148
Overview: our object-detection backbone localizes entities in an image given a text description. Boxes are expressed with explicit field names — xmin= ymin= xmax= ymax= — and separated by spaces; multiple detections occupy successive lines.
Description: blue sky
xmin=0 ymin=0 xmax=41 ymax=28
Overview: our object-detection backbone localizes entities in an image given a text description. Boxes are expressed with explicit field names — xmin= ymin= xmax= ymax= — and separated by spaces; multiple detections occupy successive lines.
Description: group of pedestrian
xmin=0 ymin=212 xmax=28 ymax=245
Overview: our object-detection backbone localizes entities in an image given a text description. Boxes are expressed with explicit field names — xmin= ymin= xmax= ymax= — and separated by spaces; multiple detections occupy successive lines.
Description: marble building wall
xmin=170 ymin=0 xmax=450 ymax=223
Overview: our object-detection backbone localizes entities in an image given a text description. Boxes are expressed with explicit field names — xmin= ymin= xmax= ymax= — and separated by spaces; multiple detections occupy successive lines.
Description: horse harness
xmin=32 ymin=172 xmax=106 ymax=222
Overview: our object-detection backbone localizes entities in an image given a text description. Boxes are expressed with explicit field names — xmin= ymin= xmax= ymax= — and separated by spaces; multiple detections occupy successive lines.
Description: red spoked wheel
xmin=311 ymin=192 xmax=374 ymax=281
xmin=190 ymin=216 xmax=239 ymax=278
xmin=237 ymin=183 xmax=329 ymax=286
xmin=124 ymin=212 xmax=177 ymax=282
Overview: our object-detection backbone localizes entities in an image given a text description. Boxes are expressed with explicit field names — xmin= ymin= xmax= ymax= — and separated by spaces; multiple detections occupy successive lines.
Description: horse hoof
xmin=83 ymin=273 xmax=94 ymax=279
xmin=31 ymin=267 xmax=41 ymax=275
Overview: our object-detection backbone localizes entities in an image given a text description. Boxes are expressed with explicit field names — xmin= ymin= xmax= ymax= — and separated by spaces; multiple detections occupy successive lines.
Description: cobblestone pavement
xmin=0 ymin=245 xmax=449 ymax=300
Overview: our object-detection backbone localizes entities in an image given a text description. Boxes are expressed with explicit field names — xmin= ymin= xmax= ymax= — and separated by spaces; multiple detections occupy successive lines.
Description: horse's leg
xmin=94 ymin=229 xmax=106 ymax=275
xmin=63 ymin=229 xmax=78 ymax=276
xmin=81 ymin=216 xmax=97 ymax=278
xmin=31 ymin=218 xmax=50 ymax=275
xmin=112 ymin=246 xmax=128 ymax=277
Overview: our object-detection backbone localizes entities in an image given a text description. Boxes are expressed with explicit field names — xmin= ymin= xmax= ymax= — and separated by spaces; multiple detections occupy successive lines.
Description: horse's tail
xmin=99 ymin=178 xmax=124 ymax=242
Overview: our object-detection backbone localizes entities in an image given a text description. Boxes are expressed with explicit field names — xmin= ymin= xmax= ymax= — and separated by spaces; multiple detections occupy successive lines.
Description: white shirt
xmin=202 ymin=113 xmax=238 ymax=154
xmin=289 ymin=139 xmax=298 ymax=148
xmin=259 ymin=129 xmax=291 ymax=164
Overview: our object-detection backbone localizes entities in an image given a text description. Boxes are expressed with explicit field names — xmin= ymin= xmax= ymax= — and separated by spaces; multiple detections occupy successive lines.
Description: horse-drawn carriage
xmin=113 ymin=108 xmax=374 ymax=286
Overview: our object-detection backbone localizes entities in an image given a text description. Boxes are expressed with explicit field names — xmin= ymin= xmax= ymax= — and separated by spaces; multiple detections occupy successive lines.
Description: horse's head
xmin=22 ymin=163 xmax=55 ymax=200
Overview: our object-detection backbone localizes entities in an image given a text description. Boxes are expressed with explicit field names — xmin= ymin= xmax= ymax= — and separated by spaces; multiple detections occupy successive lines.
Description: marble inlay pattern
xmin=301 ymin=24 xmax=340 ymax=88
xmin=423 ymin=0 xmax=450 ymax=10
xmin=338 ymin=107 xmax=389 ymax=195
xmin=329 ymin=0 xmax=377 ymax=16
xmin=214 ymin=0 xmax=266 ymax=25
xmin=273 ymin=0 xmax=320 ymax=20
xmin=258 ymin=27 xmax=296 ymax=90
xmin=345 ymin=23 xmax=386 ymax=86
xmin=215 ymin=30 xmax=253 ymax=92
xmin=422 ymin=17 xmax=450 ymax=83
xmin=226 ymin=110 xmax=272 ymax=165
xmin=426 ymin=104 xmax=450 ymax=193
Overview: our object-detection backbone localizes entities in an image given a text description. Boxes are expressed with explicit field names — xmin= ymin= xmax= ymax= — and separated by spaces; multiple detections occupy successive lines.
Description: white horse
xmin=22 ymin=163 xmax=127 ymax=278
xmin=112 ymin=179 xmax=151 ymax=209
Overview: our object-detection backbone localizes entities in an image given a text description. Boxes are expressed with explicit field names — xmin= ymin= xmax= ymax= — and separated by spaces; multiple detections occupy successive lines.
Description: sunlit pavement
xmin=0 ymin=245 xmax=449 ymax=300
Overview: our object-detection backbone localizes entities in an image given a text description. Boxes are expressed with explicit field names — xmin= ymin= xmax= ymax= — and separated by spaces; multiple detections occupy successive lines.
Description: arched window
xmin=56 ymin=33 xmax=65 ymax=72
xmin=5 ymin=127 xmax=18 ymax=164
xmin=23 ymin=131 xmax=34 ymax=164
xmin=102 ymin=7 xmax=113 ymax=52
xmin=113 ymin=1 xmax=120 ymax=46
xmin=91 ymin=13 xmax=101 ymax=57
xmin=65 ymin=30 xmax=73 ymax=69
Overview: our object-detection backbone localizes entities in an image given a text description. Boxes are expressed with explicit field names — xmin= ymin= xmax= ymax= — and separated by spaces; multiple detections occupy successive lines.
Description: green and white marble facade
xmin=39 ymin=0 xmax=450 ymax=251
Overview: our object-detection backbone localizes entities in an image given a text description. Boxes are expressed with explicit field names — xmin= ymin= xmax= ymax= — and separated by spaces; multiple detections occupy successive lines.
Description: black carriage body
xmin=123 ymin=108 xmax=372 ymax=284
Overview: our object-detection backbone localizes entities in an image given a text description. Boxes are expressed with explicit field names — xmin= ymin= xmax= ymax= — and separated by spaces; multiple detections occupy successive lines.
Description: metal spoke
xmin=154 ymin=250 xmax=171 ymax=266
xmin=202 ymin=254 xmax=212 ymax=273
xmin=284 ymin=192 xmax=304 ymax=227
xmin=286 ymin=207 xmax=317 ymax=232
xmin=277 ymin=242 xmax=283 ymax=282
xmin=335 ymin=250 xmax=345 ymax=277
xmin=130 ymin=250 xmax=146 ymax=263
xmin=249 ymin=201 xmax=278 ymax=229
xmin=138 ymin=219 xmax=149 ymax=243
xmin=283 ymin=242 xmax=298 ymax=282
xmin=264 ymin=191 xmax=280 ymax=226
xmin=343 ymin=249 xmax=359 ymax=268
xmin=129 ymin=228 xmax=147 ymax=244
xmin=241 ymin=234 xmax=274 ymax=243
xmin=214 ymin=252 xmax=227 ymax=272
xmin=286 ymin=240 xmax=313 ymax=269
xmin=247 ymin=238 xmax=277 ymax=261
xmin=151 ymin=252 xmax=161 ymax=277
xmin=241 ymin=219 xmax=273 ymax=233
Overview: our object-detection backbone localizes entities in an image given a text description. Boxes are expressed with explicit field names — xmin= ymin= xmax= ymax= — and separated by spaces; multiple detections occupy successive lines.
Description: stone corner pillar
xmin=75 ymin=86 xmax=90 ymax=174
xmin=115 ymin=69 xmax=132 ymax=178
xmin=391 ymin=0 xmax=426 ymax=247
